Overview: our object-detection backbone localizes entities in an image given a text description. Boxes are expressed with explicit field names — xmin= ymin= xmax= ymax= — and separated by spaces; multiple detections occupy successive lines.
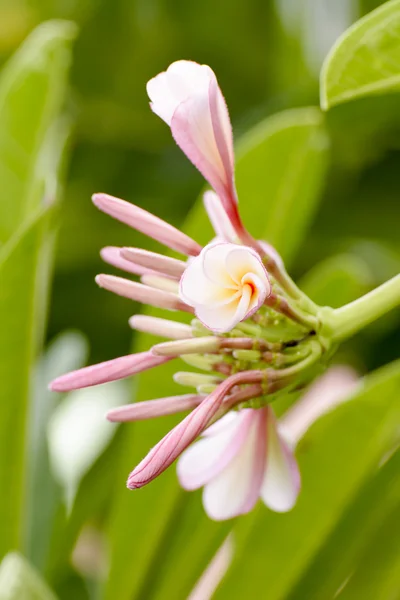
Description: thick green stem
xmin=329 ymin=274 xmax=400 ymax=342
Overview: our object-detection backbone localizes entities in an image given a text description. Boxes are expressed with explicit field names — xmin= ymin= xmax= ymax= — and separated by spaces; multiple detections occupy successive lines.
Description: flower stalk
xmin=326 ymin=274 xmax=400 ymax=342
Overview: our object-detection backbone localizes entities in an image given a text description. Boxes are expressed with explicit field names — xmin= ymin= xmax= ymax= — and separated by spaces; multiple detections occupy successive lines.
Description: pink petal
xmin=107 ymin=394 xmax=203 ymax=422
xmin=49 ymin=352 xmax=171 ymax=392
xmin=92 ymin=193 xmax=201 ymax=256
xmin=260 ymin=407 xmax=300 ymax=512
xmin=202 ymin=408 xmax=267 ymax=521
xmin=171 ymin=84 xmax=229 ymax=203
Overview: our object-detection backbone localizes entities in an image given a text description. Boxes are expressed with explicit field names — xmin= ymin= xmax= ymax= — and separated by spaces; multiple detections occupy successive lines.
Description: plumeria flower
xmin=180 ymin=242 xmax=271 ymax=332
xmin=50 ymin=60 xmax=331 ymax=519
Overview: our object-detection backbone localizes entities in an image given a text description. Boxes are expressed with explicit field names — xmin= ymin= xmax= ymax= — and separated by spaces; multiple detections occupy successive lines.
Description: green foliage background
xmin=0 ymin=0 xmax=400 ymax=598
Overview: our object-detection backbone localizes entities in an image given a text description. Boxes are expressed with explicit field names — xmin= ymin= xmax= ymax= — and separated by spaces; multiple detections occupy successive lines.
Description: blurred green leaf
xmin=300 ymin=253 xmax=372 ymax=307
xmin=214 ymin=359 xmax=400 ymax=599
xmin=0 ymin=553 xmax=57 ymax=600
xmin=321 ymin=0 xmax=400 ymax=109
xmin=235 ymin=107 xmax=329 ymax=265
xmin=0 ymin=20 xmax=76 ymax=244
xmin=286 ymin=448 xmax=400 ymax=599
xmin=25 ymin=332 xmax=88 ymax=572
xmin=336 ymin=498 xmax=400 ymax=599
xmin=0 ymin=21 xmax=75 ymax=559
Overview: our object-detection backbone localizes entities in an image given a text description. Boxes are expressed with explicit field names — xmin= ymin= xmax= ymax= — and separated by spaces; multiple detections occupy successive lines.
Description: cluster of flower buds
xmin=50 ymin=61 xmax=351 ymax=520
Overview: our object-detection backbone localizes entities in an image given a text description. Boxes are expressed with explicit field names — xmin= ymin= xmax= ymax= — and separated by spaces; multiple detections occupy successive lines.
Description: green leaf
xmin=299 ymin=253 xmax=373 ymax=307
xmin=24 ymin=332 xmax=88 ymax=572
xmin=0 ymin=22 xmax=75 ymax=559
xmin=286 ymin=448 xmax=400 ymax=599
xmin=0 ymin=553 xmax=58 ymax=600
xmin=213 ymin=360 xmax=400 ymax=599
xmin=321 ymin=0 xmax=400 ymax=109
xmin=0 ymin=20 xmax=76 ymax=245
xmin=336 ymin=501 xmax=400 ymax=600
xmin=235 ymin=108 xmax=329 ymax=265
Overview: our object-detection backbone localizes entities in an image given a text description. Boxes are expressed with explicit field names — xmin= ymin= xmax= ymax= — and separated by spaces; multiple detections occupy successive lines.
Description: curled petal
xmin=260 ymin=407 xmax=300 ymax=512
xmin=179 ymin=242 xmax=270 ymax=332
xmin=49 ymin=352 xmax=171 ymax=392
xmin=92 ymin=193 xmax=201 ymax=256
xmin=107 ymin=394 xmax=203 ymax=422
xmin=148 ymin=61 xmax=239 ymax=225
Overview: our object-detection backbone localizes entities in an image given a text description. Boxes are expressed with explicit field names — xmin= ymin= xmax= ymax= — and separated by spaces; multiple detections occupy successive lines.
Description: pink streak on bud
xmin=100 ymin=246 xmax=157 ymax=277
xmin=95 ymin=274 xmax=192 ymax=313
xmin=49 ymin=352 xmax=171 ymax=392
xmin=127 ymin=370 xmax=264 ymax=489
xmin=107 ymin=394 xmax=204 ymax=422
xmin=121 ymin=248 xmax=185 ymax=278
xmin=92 ymin=193 xmax=202 ymax=256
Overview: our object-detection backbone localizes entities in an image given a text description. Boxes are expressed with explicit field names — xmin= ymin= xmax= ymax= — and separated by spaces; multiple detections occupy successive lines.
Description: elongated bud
xmin=152 ymin=337 xmax=219 ymax=357
xmin=173 ymin=372 xmax=223 ymax=388
xmin=129 ymin=315 xmax=193 ymax=340
xmin=140 ymin=274 xmax=180 ymax=294
xmin=100 ymin=246 xmax=156 ymax=276
xmin=107 ymin=394 xmax=204 ymax=422
xmin=121 ymin=247 xmax=186 ymax=278
xmin=92 ymin=193 xmax=202 ymax=256
xmin=95 ymin=274 xmax=191 ymax=312
xmin=49 ymin=352 xmax=171 ymax=392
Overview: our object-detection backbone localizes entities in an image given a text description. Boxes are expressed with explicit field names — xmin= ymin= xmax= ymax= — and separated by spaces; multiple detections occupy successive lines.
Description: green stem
xmin=329 ymin=274 xmax=400 ymax=342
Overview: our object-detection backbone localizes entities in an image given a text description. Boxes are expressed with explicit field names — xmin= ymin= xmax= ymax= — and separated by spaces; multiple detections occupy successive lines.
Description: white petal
xmin=177 ymin=412 xmax=247 ymax=490
xmin=179 ymin=252 xmax=221 ymax=307
xmin=225 ymin=246 xmax=269 ymax=285
xmin=202 ymin=243 xmax=238 ymax=288
xmin=147 ymin=60 xmax=212 ymax=125
xmin=260 ymin=408 xmax=300 ymax=513
xmin=203 ymin=409 xmax=267 ymax=521
xmin=195 ymin=288 xmax=250 ymax=333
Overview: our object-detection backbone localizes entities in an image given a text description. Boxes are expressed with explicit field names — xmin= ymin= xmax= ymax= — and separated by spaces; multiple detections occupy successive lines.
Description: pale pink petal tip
xmin=49 ymin=352 xmax=171 ymax=392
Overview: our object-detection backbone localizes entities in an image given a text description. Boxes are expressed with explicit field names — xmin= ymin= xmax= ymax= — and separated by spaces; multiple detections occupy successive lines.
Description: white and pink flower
xmin=180 ymin=242 xmax=271 ymax=333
